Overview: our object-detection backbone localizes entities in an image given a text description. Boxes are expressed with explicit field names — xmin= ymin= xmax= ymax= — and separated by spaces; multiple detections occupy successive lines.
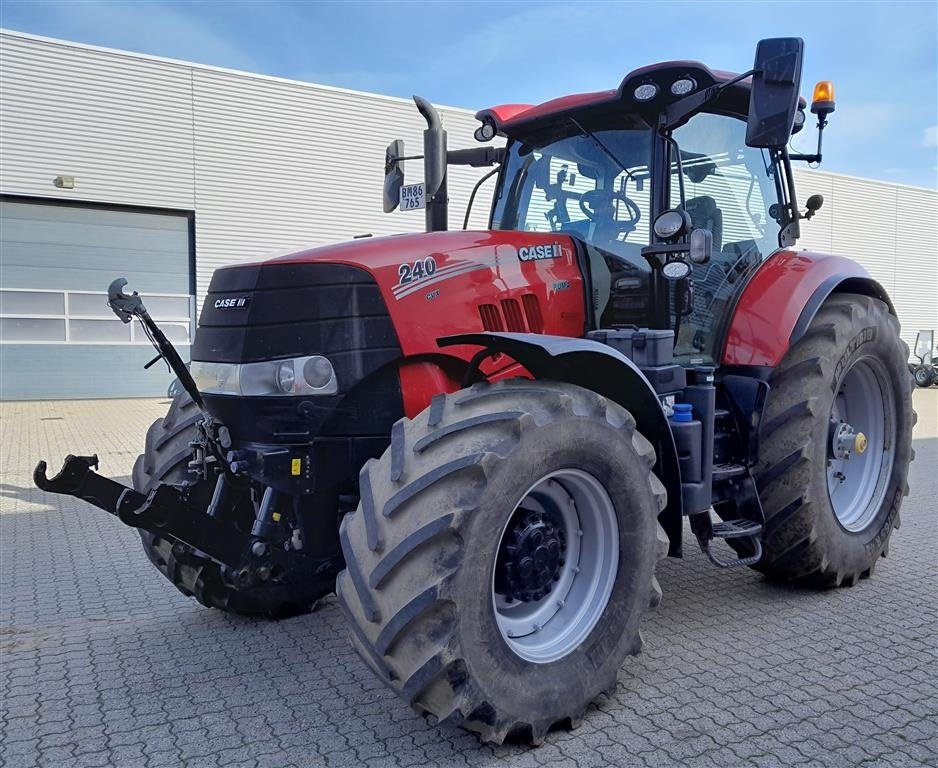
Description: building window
xmin=0 ymin=289 xmax=194 ymax=344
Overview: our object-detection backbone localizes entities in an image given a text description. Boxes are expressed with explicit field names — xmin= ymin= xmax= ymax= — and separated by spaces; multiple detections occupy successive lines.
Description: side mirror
xmin=383 ymin=139 xmax=405 ymax=213
xmin=746 ymin=37 xmax=804 ymax=148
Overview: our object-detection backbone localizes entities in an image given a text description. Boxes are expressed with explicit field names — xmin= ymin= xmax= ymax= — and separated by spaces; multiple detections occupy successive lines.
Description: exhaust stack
xmin=413 ymin=95 xmax=448 ymax=232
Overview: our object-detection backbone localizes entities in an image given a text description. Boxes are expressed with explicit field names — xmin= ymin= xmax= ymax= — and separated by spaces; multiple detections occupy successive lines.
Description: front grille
xmin=192 ymin=262 xmax=400 ymax=372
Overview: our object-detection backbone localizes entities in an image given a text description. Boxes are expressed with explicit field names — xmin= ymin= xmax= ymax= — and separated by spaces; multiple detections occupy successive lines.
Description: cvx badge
xmin=518 ymin=243 xmax=562 ymax=262
xmin=214 ymin=296 xmax=251 ymax=309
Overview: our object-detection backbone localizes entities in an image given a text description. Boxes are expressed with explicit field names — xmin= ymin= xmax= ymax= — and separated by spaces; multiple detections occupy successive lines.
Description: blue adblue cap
xmin=671 ymin=403 xmax=693 ymax=423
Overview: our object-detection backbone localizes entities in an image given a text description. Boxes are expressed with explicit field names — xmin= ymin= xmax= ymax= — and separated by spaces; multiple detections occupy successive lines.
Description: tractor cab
xmin=488 ymin=104 xmax=786 ymax=363
xmin=385 ymin=39 xmax=833 ymax=366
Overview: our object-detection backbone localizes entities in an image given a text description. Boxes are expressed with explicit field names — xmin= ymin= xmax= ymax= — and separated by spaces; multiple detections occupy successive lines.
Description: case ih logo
xmin=214 ymin=297 xmax=251 ymax=309
xmin=518 ymin=244 xmax=562 ymax=262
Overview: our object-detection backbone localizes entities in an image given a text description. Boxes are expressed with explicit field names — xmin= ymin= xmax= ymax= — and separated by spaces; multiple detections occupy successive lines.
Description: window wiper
xmin=569 ymin=118 xmax=637 ymax=185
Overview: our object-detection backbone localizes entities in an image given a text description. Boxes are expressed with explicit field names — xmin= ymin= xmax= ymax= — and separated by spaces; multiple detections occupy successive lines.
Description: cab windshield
xmin=491 ymin=127 xmax=654 ymax=271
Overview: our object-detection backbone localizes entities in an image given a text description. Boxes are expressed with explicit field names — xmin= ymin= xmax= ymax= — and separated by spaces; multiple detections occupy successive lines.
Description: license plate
xmin=400 ymin=183 xmax=425 ymax=211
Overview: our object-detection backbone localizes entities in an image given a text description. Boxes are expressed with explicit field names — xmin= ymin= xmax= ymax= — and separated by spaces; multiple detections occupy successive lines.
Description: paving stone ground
xmin=1 ymin=391 xmax=936 ymax=768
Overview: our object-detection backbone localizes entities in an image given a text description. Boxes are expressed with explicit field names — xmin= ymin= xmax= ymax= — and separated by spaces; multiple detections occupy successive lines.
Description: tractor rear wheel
xmin=752 ymin=293 xmax=914 ymax=586
xmin=133 ymin=392 xmax=328 ymax=618
xmin=337 ymin=380 xmax=668 ymax=744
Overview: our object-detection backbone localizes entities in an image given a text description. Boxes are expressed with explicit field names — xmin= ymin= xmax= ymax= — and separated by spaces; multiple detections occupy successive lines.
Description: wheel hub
xmin=495 ymin=509 xmax=566 ymax=603
xmin=830 ymin=420 xmax=863 ymax=460
xmin=491 ymin=470 xmax=619 ymax=664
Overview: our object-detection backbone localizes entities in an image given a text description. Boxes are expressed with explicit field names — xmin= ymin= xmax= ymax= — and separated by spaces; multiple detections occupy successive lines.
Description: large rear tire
xmin=133 ymin=393 xmax=328 ymax=617
xmin=337 ymin=380 xmax=668 ymax=744
xmin=752 ymin=294 xmax=914 ymax=586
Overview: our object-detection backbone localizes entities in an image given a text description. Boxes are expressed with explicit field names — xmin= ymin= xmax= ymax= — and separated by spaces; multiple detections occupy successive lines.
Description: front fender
xmin=439 ymin=331 xmax=683 ymax=556
xmin=722 ymin=250 xmax=894 ymax=367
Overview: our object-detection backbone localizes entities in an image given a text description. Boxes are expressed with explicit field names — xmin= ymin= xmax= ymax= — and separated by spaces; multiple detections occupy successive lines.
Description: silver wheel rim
xmin=827 ymin=356 xmax=896 ymax=532
xmin=491 ymin=469 xmax=619 ymax=664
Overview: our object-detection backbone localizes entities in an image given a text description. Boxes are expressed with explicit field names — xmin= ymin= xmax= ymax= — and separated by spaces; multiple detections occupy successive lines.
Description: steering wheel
xmin=578 ymin=189 xmax=642 ymax=232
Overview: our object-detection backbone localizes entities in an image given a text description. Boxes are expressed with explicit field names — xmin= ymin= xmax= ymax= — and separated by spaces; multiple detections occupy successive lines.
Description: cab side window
xmin=669 ymin=113 xmax=781 ymax=361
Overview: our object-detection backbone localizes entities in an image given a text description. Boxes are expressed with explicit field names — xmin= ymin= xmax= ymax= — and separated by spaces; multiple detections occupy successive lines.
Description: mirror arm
xmin=789 ymin=112 xmax=829 ymax=164
xmin=447 ymin=146 xmax=505 ymax=167
xmin=777 ymin=148 xmax=801 ymax=247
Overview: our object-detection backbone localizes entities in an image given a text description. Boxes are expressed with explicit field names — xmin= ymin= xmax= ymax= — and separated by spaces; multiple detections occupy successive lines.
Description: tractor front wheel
xmin=753 ymin=293 xmax=914 ymax=586
xmin=337 ymin=380 xmax=667 ymax=744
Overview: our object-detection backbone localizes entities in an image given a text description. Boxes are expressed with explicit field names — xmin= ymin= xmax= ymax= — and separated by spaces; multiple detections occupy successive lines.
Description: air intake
xmin=500 ymin=299 xmax=525 ymax=332
xmin=521 ymin=294 xmax=544 ymax=333
xmin=478 ymin=303 xmax=504 ymax=332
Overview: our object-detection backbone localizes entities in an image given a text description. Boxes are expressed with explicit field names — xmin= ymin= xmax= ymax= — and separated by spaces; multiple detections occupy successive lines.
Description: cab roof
xmin=476 ymin=61 xmax=755 ymax=137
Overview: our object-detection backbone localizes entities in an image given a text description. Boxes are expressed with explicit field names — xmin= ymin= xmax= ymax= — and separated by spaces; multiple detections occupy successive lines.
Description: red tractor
xmin=36 ymin=38 xmax=913 ymax=744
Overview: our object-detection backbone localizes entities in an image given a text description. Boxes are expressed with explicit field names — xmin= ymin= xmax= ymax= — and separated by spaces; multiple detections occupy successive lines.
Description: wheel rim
xmin=827 ymin=356 xmax=896 ymax=532
xmin=491 ymin=469 xmax=619 ymax=664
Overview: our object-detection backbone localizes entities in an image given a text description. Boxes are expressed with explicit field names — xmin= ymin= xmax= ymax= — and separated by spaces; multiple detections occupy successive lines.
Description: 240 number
xmin=398 ymin=257 xmax=437 ymax=285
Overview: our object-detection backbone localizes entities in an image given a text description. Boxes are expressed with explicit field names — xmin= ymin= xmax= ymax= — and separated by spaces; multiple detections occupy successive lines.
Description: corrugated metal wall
xmin=0 ymin=33 xmax=195 ymax=210
xmin=795 ymin=169 xmax=938 ymax=348
xmin=188 ymin=67 xmax=495 ymax=296
xmin=0 ymin=31 xmax=495 ymax=302
xmin=1 ymin=30 xmax=935 ymax=357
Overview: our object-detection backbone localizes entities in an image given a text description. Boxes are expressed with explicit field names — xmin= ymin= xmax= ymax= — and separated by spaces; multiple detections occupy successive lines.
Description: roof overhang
xmin=476 ymin=60 xmax=804 ymax=140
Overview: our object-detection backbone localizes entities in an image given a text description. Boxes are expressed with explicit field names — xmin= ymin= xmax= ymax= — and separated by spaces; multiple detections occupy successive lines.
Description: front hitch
xmin=34 ymin=455 xmax=312 ymax=586
xmin=34 ymin=455 xmax=243 ymax=560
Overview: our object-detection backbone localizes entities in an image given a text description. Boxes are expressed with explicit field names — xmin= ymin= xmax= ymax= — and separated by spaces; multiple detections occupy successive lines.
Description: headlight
xmin=276 ymin=361 xmax=296 ymax=393
xmin=190 ymin=356 xmax=338 ymax=396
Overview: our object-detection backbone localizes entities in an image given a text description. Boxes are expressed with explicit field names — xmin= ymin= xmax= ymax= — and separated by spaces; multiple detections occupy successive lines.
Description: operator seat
xmin=684 ymin=195 xmax=723 ymax=254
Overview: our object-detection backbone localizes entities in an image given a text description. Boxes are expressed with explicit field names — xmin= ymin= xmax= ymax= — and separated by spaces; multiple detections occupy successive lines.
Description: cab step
xmin=712 ymin=462 xmax=747 ymax=481
xmin=692 ymin=515 xmax=763 ymax=569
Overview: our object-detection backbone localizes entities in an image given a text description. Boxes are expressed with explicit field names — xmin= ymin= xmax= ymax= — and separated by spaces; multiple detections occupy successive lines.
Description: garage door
xmin=0 ymin=198 xmax=194 ymax=400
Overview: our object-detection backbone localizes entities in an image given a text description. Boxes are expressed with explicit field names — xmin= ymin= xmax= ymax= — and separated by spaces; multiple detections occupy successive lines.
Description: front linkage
xmin=34 ymin=279 xmax=338 ymax=593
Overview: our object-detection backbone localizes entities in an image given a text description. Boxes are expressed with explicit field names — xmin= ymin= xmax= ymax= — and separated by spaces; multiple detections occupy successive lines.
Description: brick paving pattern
xmin=1 ymin=392 xmax=936 ymax=767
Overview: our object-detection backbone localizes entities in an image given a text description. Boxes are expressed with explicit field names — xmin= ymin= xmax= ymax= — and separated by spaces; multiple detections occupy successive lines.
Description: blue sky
xmin=2 ymin=0 xmax=936 ymax=187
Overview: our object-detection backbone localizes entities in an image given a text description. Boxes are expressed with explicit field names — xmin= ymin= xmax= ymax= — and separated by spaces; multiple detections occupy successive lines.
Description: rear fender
xmin=439 ymin=331 xmax=683 ymax=556
xmin=722 ymin=250 xmax=894 ymax=367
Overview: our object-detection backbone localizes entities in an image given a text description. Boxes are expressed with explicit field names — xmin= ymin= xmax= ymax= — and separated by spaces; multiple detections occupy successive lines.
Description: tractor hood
xmin=253 ymin=229 xmax=574 ymax=292
xmin=196 ymin=229 xmax=587 ymax=362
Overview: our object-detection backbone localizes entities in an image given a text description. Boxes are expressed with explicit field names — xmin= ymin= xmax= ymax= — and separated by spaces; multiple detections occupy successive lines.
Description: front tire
xmin=753 ymin=293 xmax=914 ymax=586
xmin=337 ymin=380 xmax=667 ymax=744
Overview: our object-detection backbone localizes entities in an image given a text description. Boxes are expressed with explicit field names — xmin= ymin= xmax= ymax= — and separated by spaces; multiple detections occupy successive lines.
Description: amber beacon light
xmin=811 ymin=81 xmax=836 ymax=116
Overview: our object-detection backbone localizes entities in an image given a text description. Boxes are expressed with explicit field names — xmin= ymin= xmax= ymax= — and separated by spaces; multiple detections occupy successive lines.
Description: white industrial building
xmin=1 ymin=30 xmax=936 ymax=399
